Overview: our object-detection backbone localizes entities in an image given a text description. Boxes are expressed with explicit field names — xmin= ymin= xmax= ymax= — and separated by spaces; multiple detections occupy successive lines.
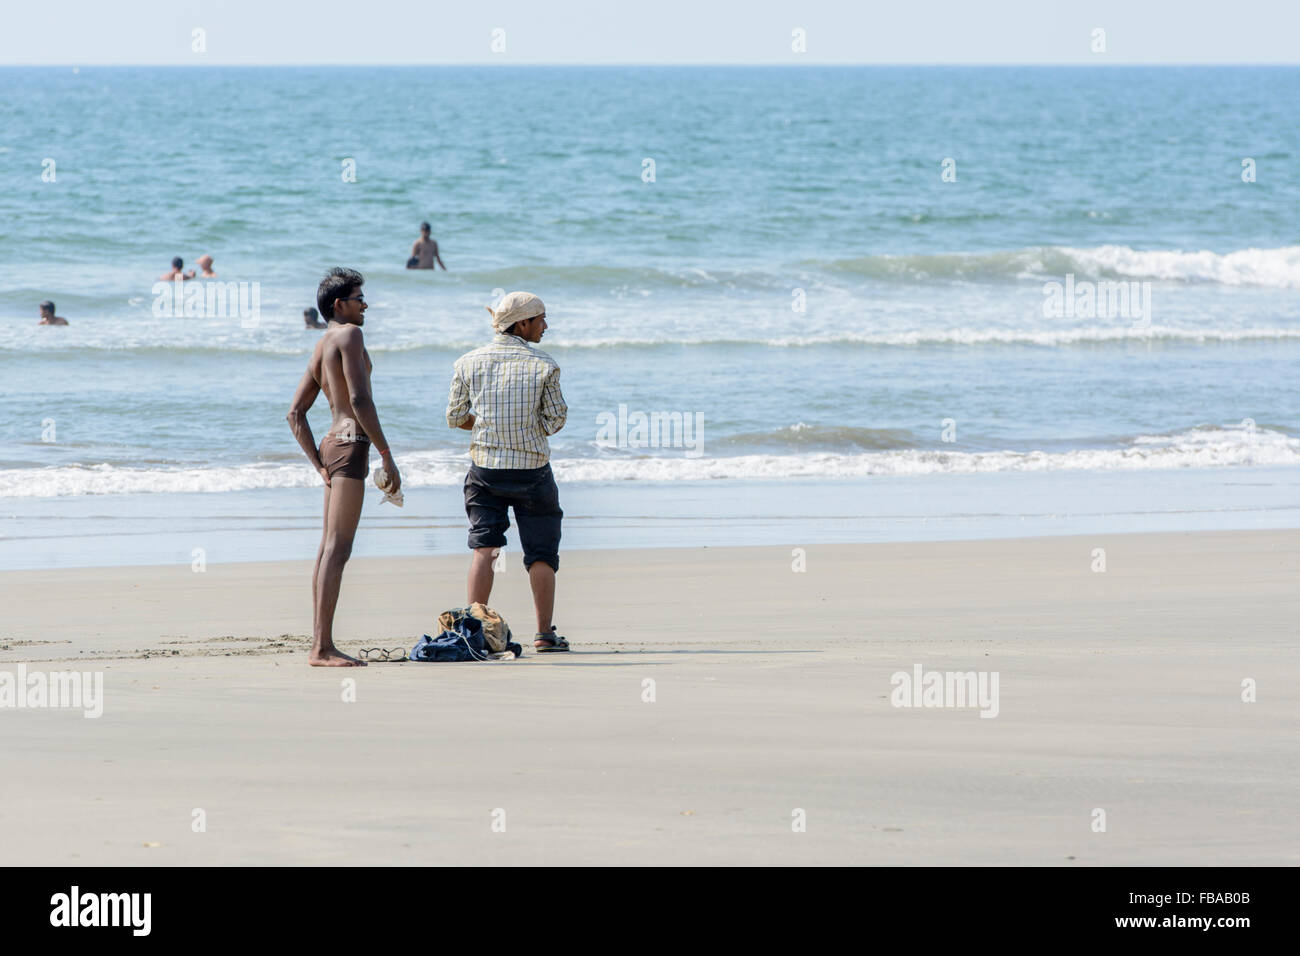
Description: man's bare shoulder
xmin=328 ymin=324 xmax=364 ymax=351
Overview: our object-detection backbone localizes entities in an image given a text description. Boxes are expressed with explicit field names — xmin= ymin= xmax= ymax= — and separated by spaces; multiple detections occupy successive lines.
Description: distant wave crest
xmin=824 ymin=244 xmax=1300 ymax=288
xmin=4 ymin=324 xmax=1299 ymax=357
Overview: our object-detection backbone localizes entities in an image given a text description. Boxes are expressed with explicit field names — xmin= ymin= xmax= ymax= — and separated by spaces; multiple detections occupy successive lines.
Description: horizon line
xmin=4 ymin=61 xmax=1299 ymax=68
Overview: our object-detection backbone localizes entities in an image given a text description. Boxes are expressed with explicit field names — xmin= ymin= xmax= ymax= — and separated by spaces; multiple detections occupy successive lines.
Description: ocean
xmin=2 ymin=65 xmax=1299 ymax=568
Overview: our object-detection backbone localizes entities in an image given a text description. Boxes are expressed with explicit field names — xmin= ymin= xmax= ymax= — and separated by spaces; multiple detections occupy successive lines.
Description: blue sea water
xmin=1 ymin=66 xmax=1298 ymax=568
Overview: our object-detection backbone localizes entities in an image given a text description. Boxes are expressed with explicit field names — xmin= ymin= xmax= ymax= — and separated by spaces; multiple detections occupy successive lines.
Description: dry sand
xmin=1 ymin=531 xmax=1296 ymax=865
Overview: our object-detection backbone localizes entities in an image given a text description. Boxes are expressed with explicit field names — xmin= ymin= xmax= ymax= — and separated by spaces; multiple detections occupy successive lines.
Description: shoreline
xmin=0 ymin=523 xmax=1292 ymax=587
xmin=3 ymin=465 xmax=1299 ymax=572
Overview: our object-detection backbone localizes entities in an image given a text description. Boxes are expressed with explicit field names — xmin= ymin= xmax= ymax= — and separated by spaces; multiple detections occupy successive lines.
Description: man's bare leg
xmin=468 ymin=546 xmax=497 ymax=605
xmin=311 ymin=483 xmax=330 ymax=638
xmin=310 ymin=476 xmax=366 ymax=666
xmin=528 ymin=561 xmax=555 ymax=638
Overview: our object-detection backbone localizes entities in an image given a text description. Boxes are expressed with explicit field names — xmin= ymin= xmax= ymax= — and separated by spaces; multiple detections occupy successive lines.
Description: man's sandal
xmin=534 ymin=626 xmax=570 ymax=652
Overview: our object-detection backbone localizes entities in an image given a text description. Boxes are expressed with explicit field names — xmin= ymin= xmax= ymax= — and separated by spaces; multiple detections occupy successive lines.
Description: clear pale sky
xmin=1 ymin=0 xmax=1296 ymax=65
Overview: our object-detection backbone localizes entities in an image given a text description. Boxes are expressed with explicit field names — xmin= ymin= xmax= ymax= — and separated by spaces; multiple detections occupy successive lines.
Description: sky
xmin=1 ymin=0 xmax=1297 ymax=65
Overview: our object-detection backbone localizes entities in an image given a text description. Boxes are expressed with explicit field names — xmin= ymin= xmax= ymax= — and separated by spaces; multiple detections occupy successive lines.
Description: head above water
xmin=317 ymin=267 xmax=366 ymax=325
xmin=197 ymin=254 xmax=214 ymax=269
xmin=420 ymin=221 xmax=431 ymax=236
xmin=171 ymin=257 xmax=183 ymax=269
xmin=39 ymin=300 xmax=55 ymax=316
xmin=488 ymin=291 xmax=547 ymax=343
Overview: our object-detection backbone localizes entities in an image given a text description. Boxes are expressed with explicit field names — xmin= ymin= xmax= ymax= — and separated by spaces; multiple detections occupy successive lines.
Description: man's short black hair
xmin=171 ymin=257 xmax=183 ymax=269
xmin=317 ymin=267 xmax=364 ymax=320
xmin=303 ymin=307 xmax=319 ymax=319
xmin=39 ymin=300 xmax=55 ymax=314
xmin=420 ymin=221 xmax=431 ymax=232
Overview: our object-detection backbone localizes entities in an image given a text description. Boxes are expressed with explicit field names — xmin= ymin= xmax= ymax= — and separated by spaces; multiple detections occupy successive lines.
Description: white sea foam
xmin=1061 ymin=244 xmax=1300 ymax=288
xmin=1 ymin=427 xmax=1292 ymax=498
xmin=754 ymin=326 xmax=1300 ymax=348
xmin=825 ymin=244 xmax=1300 ymax=288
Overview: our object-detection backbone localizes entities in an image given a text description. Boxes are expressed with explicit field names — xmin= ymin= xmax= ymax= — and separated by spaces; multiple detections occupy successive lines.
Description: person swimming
xmin=196 ymin=254 xmax=217 ymax=278
xmin=304 ymin=307 xmax=327 ymax=329
xmin=407 ymin=221 xmax=446 ymax=270
xmin=159 ymin=257 xmax=195 ymax=281
xmin=38 ymin=301 xmax=68 ymax=326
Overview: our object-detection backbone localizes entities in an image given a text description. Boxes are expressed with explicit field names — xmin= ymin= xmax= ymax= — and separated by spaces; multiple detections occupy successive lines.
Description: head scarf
xmin=487 ymin=291 xmax=545 ymax=335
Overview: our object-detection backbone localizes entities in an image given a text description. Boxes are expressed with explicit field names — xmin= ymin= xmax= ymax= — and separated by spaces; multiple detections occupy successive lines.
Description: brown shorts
xmin=319 ymin=433 xmax=371 ymax=480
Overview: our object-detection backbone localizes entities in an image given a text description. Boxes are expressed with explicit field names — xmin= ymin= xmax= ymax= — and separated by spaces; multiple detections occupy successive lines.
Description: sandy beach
xmin=1 ymin=529 xmax=1295 ymax=866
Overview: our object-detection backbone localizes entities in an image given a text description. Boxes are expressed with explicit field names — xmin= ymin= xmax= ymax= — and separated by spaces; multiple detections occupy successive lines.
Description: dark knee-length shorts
xmin=463 ymin=463 xmax=562 ymax=571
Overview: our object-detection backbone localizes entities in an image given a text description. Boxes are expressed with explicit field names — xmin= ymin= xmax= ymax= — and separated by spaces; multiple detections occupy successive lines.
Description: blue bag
xmin=409 ymin=607 xmax=522 ymax=662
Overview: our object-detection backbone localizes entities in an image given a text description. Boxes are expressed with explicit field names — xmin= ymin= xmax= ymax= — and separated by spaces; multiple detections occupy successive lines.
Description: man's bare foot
xmin=308 ymin=647 xmax=367 ymax=667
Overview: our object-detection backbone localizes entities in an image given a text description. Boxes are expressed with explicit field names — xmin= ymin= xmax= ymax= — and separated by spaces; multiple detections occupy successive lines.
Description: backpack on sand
xmin=409 ymin=603 xmax=522 ymax=662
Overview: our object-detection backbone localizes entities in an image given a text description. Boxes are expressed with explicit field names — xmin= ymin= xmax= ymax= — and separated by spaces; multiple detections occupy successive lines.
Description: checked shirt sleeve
xmin=446 ymin=361 xmax=472 ymax=428
xmin=539 ymin=366 xmax=567 ymax=436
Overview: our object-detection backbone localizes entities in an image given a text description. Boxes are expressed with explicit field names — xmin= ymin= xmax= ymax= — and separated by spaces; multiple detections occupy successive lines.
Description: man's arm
xmin=286 ymin=367 xmax=329 ymax=485
xmin=446 ymin=363 xmax=473 ymax=429
xmin=411 ymin=239 xmax=422 ymax=256
xmin=433 ymin=241 xmax=446 ymax=271
xmin=539 ymin=367 xmax=567 ymax=436
xmin=339 ymin=327 xmax=399 ymax=489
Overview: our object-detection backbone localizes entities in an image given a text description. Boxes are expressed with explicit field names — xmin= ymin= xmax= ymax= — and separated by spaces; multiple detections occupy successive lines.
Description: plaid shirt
xmin=446 ymin=333 xmax=568 ymax=468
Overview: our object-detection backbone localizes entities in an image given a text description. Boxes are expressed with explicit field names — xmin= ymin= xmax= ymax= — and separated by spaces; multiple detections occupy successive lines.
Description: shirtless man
xmin=196 ymin=254 xmax=217 ymax=278
xmin=407 ymin=221 xmax=446 ymax=270
xmin=286 ymin=267 xmax=400 ymax=667
xmin=159 ymin=257 xmax=195 ymax=281
xmin=38 ymin=301 xmax=69 ymax=326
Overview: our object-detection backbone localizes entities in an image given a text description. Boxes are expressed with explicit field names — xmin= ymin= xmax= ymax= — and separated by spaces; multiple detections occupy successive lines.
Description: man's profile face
xmin=334 ymin=290 xmax=367 ymax=325
xmin=517 ymin=313 xmax=547 ymax=342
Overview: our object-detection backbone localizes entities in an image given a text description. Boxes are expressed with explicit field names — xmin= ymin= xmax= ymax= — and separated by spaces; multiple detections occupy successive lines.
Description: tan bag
xmin=434 ymin=603 xmax=510 ymax=653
